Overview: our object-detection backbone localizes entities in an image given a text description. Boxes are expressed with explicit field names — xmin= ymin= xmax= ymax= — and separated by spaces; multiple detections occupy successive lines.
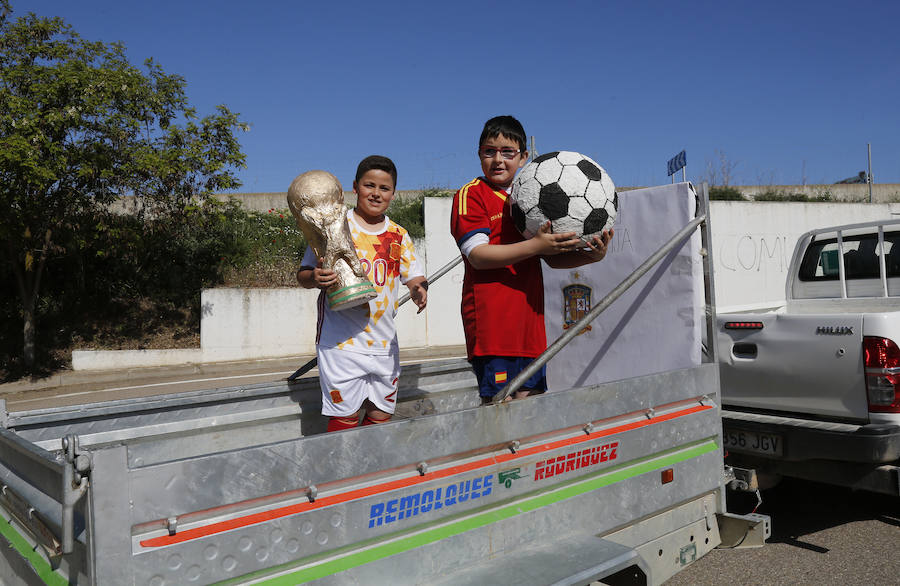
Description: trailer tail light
xmin=723 ymin=321 xmax=764 ymax=330
xmin=863 ymin=336 xmax=900 ymax=413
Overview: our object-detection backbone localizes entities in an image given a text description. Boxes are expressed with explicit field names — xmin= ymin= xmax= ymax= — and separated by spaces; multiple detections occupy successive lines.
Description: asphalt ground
xmin=666 ymin=478 xmax=900 ymax=585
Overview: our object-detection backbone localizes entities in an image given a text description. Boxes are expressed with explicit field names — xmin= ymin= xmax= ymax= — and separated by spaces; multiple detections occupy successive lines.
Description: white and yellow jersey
xmin=302 ymin=209 xmax=424 ymax=355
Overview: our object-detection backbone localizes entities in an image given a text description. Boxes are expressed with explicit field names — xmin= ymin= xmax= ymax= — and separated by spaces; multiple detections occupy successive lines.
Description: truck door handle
xmin=732 ymin=343 xmax=757 ymax=359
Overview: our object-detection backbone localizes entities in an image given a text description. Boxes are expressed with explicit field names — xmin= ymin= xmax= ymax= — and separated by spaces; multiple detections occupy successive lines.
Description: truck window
xmin=798 ymin=232 xmax=900 ymax=281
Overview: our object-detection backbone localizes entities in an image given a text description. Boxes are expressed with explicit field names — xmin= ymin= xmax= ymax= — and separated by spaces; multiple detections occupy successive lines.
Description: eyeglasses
xmin=478 ymin=147 xmax=521 ymax=160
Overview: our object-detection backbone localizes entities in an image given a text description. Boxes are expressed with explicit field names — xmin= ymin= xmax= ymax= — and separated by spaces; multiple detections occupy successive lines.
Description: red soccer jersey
xmin=450 ymin=177 xmax=546 ymax=360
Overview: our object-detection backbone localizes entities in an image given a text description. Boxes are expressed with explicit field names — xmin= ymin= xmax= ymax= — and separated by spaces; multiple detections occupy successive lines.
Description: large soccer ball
xmin=509 ymin=151 xmax=617 ymax=244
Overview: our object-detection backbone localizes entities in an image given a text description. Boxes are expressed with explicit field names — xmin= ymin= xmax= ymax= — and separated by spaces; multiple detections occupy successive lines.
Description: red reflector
xmin=724 ymin=322 xmax=764 ymax=330
xmin=863 ymin=336 xmax=900 ymax=413
xmin=661 ymin=469 xmax=674 ymax=484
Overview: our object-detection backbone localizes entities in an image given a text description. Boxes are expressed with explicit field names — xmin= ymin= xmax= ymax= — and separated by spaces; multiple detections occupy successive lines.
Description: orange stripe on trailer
xmin=139 ymin=404 xmax=713 ymax=548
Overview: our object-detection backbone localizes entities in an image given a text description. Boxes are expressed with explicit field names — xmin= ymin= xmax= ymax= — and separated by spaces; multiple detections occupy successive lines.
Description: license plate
xmin=722 ymin=428 xmax=783 ymax=456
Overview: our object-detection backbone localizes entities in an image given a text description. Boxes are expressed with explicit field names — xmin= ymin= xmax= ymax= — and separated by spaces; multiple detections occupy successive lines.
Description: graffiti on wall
xmin=717 ymin=234 xmax=791 ymax=273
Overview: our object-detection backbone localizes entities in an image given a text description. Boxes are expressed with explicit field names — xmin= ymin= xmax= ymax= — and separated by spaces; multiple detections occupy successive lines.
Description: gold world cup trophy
xmin=287 ymin=170 xmax=377 ymax=311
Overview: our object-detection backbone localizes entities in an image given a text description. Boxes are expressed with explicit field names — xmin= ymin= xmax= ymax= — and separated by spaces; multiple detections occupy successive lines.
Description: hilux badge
xmin=815 ymin=326 xmax=853 ymax=335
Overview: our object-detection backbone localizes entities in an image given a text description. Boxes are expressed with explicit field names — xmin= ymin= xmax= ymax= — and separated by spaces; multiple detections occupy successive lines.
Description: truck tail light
xmin=723 ymin=321 xmax=764 ymax=330
xmin=863 ymin=336 xmax=900 ymax=413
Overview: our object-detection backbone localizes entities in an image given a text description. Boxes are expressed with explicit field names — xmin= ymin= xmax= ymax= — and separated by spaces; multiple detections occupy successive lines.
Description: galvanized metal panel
xmin=87 ymin=445 xmax=134 ymax=585
xmin=3 ymin=359 xmax=721 ymax=585
xmin=220 ymin=451 xmax=723 ymax=586
xmin=122 ymin=365 xmax=718 ymax=524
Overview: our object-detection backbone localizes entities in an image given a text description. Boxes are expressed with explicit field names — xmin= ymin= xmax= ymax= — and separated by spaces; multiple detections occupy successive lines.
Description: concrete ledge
xmin=70 ymin=348 xmax=320 ymax=371
xmin=72 ymin=349 xmax=204 ymax=371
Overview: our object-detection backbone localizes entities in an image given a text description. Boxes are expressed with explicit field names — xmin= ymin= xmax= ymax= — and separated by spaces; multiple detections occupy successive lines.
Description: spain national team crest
xmin=562 ymin=276 xmax=592 ymax=335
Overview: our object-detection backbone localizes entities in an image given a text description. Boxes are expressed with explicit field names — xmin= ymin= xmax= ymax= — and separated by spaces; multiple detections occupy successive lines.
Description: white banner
xmin=543 ymin=182 xmax=704 ymax=390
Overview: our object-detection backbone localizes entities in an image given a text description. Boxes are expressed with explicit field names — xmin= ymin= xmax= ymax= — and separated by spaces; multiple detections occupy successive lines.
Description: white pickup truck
xmin=717 ymin=218 xmax=900 ymax=495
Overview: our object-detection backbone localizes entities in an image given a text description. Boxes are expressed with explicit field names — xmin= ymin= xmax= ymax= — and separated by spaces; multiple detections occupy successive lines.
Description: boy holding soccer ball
xmin=450 ymin=115 xmax=613 ymax=404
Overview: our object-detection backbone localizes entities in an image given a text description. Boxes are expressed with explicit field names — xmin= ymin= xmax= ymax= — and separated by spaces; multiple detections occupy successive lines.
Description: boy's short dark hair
xmin=355 ymin=155 xmax=397 ymax=188
xmin=479 ymin=115 xmax=527 ymax=152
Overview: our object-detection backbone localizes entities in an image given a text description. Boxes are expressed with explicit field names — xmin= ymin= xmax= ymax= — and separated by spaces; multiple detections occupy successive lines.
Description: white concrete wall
xmin=73 ymin=196 xmax=900 ymax=369
xmin=709 ymin=201 xmax=900 ymax=311
xmin=424 ymin=197 xmax=466 ymax=347
xmin=198 ymin=261 xmax=429 ymax=360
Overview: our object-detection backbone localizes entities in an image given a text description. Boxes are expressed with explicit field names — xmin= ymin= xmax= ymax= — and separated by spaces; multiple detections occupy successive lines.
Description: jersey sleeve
xmin=399 ymin=230 xmax=424 ymax=285
xmin=300 ymin=244 xmax=318 ymax=269
xmin=451 ymin=180 xmax=491 ymax=250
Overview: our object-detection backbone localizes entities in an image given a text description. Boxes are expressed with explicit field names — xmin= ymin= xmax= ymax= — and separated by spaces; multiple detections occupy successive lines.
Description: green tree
xmin=0 ymin=6 xmax=248 ymax=370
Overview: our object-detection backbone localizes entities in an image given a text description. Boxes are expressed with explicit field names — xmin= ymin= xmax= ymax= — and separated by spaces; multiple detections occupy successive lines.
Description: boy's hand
xmin=582 ymin=229 xmax=614 ymax=262
xmin=313 ymin=258 xmax=338 ymax=289
xmin=535 ymin=221 xmax=581 ymax=256
xmin=408 ymin=278 xmax=428 ymax=313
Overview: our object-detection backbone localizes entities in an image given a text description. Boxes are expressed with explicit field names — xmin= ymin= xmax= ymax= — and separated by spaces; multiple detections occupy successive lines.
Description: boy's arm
xmin=544 ymin=230 xmax=614 ymax=269
xmin=467 ymin=222 xmax=582 ymax=270
xmin=406 ymin=276 xmax=428 ymax=313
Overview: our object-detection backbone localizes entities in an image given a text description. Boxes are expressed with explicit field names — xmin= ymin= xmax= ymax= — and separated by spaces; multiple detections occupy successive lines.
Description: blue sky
xmin=29 ymin=0 xmax=900 ymax=193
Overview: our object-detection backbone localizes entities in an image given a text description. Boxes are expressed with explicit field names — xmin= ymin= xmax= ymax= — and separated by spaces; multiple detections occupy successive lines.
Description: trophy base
xmin=327 ymin=282 xmax=378 ymax=311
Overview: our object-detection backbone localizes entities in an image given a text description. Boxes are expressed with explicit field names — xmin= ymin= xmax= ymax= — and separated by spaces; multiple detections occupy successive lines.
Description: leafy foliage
xmin=422 ymin=187 xmax=454 ymax=198
xmin=0 ymin=198 xmax=309 ymax=380
xmin=0 ymin=7 xmax=247 ymax=370
xmin=387 ymin=196 xmax=425 ymax=238
xmin=753 ymin=189 xmax=833 ymax=202
xmin=708 ymin=186 xmax=746 ymax=201
xmin=219 ymin=204 xmax=307 ymax=287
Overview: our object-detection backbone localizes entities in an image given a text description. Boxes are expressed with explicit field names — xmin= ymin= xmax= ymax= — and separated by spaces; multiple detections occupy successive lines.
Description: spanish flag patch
xmin=494 ymin=371 xmax=508 ymax=384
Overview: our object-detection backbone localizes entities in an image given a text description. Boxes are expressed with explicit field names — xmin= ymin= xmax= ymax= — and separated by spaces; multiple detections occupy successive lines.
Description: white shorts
xmin=317 ymin=346 xmax=401 ymax=417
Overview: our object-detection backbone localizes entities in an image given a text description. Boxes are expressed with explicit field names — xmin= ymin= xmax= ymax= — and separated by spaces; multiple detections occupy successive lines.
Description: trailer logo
xmin=815 ymin=326 xmax=853 ymax=335
xmin=368 ymin=474 xmax=494 ymax=529
xmin=534 ymin=442 xmax=618 ymax=481
xmin=498 ymin=467 xmax=523 ymax=488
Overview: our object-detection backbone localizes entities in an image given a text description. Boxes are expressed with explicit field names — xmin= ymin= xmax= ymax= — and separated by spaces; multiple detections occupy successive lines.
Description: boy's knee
xmin=363 ymin=412 xmax=391 ymax=425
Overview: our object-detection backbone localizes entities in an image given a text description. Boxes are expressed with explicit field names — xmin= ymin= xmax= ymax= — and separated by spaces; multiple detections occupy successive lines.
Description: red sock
xmin=327 ymin=416 xmax=360 ymax=432
xmin=362 ymin=414 xmax=391 ymax=426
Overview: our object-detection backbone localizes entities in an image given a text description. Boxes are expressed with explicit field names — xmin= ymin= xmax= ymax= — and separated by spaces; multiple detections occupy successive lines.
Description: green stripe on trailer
xmin=221 ymin=439 xmax=718 ymax=585
xmin=0 ymin=517 xmax=68 ymax=586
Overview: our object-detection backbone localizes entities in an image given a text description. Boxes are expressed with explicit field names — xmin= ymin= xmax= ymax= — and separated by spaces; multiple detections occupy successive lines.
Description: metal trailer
xmin=0 ymin=183 xmax=768 ymax=585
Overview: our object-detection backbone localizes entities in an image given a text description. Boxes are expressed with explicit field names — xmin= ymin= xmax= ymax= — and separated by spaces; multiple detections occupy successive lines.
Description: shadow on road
xmin=731 ymin=477 xmax=899 ymax=552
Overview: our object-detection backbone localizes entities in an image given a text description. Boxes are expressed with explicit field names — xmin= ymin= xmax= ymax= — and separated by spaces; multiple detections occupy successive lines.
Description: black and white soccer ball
xmin=509 ymin=151 xmax=617 ymax=243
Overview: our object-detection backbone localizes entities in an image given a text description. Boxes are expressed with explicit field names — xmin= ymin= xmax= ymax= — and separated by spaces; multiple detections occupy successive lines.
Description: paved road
xmin=667 ymin=479 xmax=899 ymax=585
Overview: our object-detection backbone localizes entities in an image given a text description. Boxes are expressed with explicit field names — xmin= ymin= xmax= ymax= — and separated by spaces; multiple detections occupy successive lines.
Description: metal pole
xmin=697 ymin=182 xmax=718 ymax=363
xmin=867 ymin=143 xmax=873 ymax=203
xmin=682 ymin=166 xmax=686 ymax=183
xmin=397 ymin=254 xmax=463 ymax=305
xmin=492 ymin=214 xmax=706 ymax=403
xmin=287 ymin=255 xmax=465 ymax=382
xmin=530 ymin=136 xmax=537 ymax=161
